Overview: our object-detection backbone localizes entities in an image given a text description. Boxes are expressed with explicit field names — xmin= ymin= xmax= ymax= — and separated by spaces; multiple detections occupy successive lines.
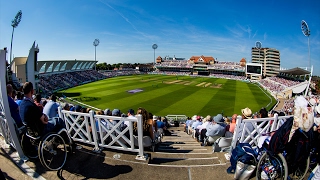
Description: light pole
xmin=93 ymin=39 xmax=100 ymax=70
xmin=255 ymin=41 xmax=262 ymax=64
xmin=301 ymin=20 xmax=311 ymax=96
xmin=8 ymin=10 xmax=22 ymax=82
xmin=9 ymin=10 xmax=22 ymax=66
xmin=301 ymin=20 xmax=311 ymax=69
xmin=152 ymin=44 xmax=158 ymax=66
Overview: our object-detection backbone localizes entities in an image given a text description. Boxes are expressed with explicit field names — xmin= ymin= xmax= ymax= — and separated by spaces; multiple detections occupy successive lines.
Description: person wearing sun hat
xmin=241 ymin=107 xmax=252 ymax=119
xmin=238 ymin=107 xmax=254 ymax=136
xmin=201 ymin=114 xmax=226 ymax=146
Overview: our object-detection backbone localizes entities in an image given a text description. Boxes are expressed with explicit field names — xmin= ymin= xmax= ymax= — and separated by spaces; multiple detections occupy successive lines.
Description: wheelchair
xmin=21 ymin=127 xmax=73 ymax=171
xmin=255 ymin=129 xmax=311 ymax=180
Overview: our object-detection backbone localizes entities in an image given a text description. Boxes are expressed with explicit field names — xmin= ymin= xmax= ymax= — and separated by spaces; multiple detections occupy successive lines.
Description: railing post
xmin=135 ymin=114 xmax=147 ymax=161
xmin=0 ymin=48 xmax=27 ymax=161
xmin=89 ymin=110 xmax=100 ymax=153
xmin=271 ymin=113 xmax=278 ymax=132
xmin=230 ymin=115 xmax=242 ymax=151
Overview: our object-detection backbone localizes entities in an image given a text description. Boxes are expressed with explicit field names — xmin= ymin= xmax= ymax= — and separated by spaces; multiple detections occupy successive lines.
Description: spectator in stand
xmin=104 ymin=108 xmax=112 ymax=116
xmin=196 ymin=115 xmax=211 ymax=143
xmin=7 ymin=84 xmax=23 ymax=128
xmin=133 ymin=107 xmax=154 ymax=140
xmin=43 ymin=95 xmax=59 ymax=118
xmin=201 ymin=114 xmax=225 ymax=146
xmin=15 ymin=91 xmax=23 ymax=106
xmin=19 ymin=82 xmax=65 ymax=137
xmin=238 ymin=107 xmax=254 ymax=135
xmin=149 ymin=112 xmax=157 ymax=133
xmin=184 ymin=117 xmax=191 ymax=133
xmin=34 ymin=94 xmax=43 ymax=112
xmin=259 ymin=107 xmax=268 ymax=118
xmin=228 ymin=114 xmax=237 ymax=134
xmin=125 ymin=109 xmax=135 ymax=127
xmin=11 ymin=89 xmax=17 ymax=100
xmin=192 ymin=116 xmax=202 ymax=131
xmin=42 ymin=100 xmax=47 ymax=108
xmin=61 ymin=102 xmax=70 ymax=110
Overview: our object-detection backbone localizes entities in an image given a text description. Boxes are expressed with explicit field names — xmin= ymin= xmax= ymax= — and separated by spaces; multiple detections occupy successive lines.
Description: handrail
xmin=231 ymin=114 xmax=294 ymax=151
xmin=58 ymin=107 xmax=146 ymax=160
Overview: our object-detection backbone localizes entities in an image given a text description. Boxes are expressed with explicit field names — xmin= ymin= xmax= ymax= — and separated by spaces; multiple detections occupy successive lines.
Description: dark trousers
xmin=200 ymin=129 xmax=207 ymax=142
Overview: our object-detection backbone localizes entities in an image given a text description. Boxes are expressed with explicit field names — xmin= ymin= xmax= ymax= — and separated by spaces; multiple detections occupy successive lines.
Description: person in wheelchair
xmin=19 ymin=82 xmax=66 ymax=138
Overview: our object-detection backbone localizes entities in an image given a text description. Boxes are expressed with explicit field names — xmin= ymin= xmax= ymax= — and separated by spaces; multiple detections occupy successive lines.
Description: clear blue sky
xmin=1 ymin=0 xmax=319 ymax=75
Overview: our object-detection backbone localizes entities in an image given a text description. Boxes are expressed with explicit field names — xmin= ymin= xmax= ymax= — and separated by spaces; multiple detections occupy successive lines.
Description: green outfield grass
xmin=57 ymin=74 xmax=277 ymax=117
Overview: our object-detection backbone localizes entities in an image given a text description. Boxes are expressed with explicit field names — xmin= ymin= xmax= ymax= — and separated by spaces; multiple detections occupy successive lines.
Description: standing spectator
xmin=6 ymin=84 xmax=23 ymax=128
xmin=43 ymin=95 xmax=59 ymax=118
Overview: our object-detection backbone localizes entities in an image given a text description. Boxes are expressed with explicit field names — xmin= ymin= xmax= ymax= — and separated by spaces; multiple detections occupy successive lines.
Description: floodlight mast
xmin=93 ymin=39 xmax=100 ymax=70
xmin=9 ymin=10 xmax=22 ymax=66
xmin=301 ymin=20 xmax=311 ymax=96
xmin=301 ymin=20 xmax=311 ymax=69
xmin=152 ymin=44 xmax=158 ymax=66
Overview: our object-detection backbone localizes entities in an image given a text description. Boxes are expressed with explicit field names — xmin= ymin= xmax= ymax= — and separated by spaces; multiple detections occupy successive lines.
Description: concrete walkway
xmin=0 ymin=126 xmax=235 ymax=180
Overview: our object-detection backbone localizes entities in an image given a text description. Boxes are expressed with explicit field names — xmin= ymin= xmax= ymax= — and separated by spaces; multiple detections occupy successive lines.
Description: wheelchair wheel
xmin=39 ymin=133 xmax=67 ymax=170
xmin=256 ymin=151 xmax=288 ymax=180
xmin=20 ymin=133 xmax=38 ymax=159
xmin=288 ymin=156 xmax=310 ymax=180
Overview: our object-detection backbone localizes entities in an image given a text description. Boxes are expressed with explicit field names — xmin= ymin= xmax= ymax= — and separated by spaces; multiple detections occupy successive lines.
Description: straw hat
xmin=241 ymin=107 xmax=252 ymax=119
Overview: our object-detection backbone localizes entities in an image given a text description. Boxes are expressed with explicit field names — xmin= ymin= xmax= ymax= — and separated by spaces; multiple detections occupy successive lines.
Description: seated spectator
xmin=7 ymin=84 xmax=23 ymax=128
xmin=104 ymin=108 xmax=112 ymax=116
xmin=196 ymin=115 xmax=211 ymax=142
xmin=192 ymin=116 xmax=202 ymax=130
xmin=149 ymin=112 xmax=157 ymax=133
xmin=19 ymin=82 xmax=65 ymax=137
xmin=259 ymin=107 xmax=268 ymax=118
xmin=238 ymin=107 xmax=254 ymax=135
xmin=15 ymin=91 xmax=23 ymax=106
xmin=228 ymin=114 xmax=237 ymax=134
xmin=34 ymin=94 xmax=43 ymax=112
xmin=201 ymin=114 xmax=225 ymax=146
xmin=133 ymin=107 xmax=154 ymax=140
xmin=125 ymin=109 xmax=135 ymax=127
xmin=61 ymin=102 xmax=70 ymax=110
xmin=184 ymin=117 xmax=191 ymax=132
xmin=43 ymin=94 xmax=59 ymax=118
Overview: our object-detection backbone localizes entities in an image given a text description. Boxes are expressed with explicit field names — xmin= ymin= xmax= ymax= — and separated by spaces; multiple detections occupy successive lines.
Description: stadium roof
xmin=278 ymin=67 xmax=310 ymax=75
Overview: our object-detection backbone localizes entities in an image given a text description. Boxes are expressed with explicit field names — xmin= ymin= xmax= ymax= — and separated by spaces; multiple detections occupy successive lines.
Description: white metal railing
xmin=165 ymin=115 xmax=187 ymax=122
xmin=58 ymin=108 xmax=146 ymax=160
xmin=231 ymin=114 xmax=293 ymax=150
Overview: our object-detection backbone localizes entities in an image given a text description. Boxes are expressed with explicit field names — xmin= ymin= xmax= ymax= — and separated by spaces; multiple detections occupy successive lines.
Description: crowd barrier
xmin=58 ymin=107 xmax=147 ymax=160
xmin=231 ymin=114 xmax=293 ymax=150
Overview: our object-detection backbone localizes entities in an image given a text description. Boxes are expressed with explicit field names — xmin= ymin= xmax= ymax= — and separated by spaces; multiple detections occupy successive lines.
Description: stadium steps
xmin=274 ymin=98 xmax=285 ymax=111
xmin=149 ymin=125 xmax=229 ymax=167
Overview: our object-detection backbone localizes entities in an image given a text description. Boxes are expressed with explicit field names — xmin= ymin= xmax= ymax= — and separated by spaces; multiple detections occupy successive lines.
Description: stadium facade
xmin=9 ymin=42 xmax=97 ymax=91
xmin=251 ymin=47 xmax=280 ymax=77
xmin=155 ymin=55 xmax=246 ymax=76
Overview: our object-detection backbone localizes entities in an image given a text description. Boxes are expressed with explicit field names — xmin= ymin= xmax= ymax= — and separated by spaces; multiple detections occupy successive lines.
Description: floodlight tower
xmin=255 ymin=41 xmax=262 ymax=64
xmin=301 ymin=20 xmax=312 ymax=96
xmin=301 ymin=20 xmax=311 ymax=69
xmin=9 ymin=10 xmax=22 ymax=65
xmin=152 ymin=44 xmax=158 ymax=66
xmin=93 ymin=39 xmax=100 ymax=70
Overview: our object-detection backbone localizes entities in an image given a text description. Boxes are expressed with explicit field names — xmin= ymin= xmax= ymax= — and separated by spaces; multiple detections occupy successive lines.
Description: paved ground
xmin=0 ymin=127 xmax=236 ymax=180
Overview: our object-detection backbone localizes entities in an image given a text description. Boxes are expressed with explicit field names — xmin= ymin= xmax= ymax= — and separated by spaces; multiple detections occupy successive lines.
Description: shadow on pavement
xmin=56 ymin=148 xmax=133 ymax=179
